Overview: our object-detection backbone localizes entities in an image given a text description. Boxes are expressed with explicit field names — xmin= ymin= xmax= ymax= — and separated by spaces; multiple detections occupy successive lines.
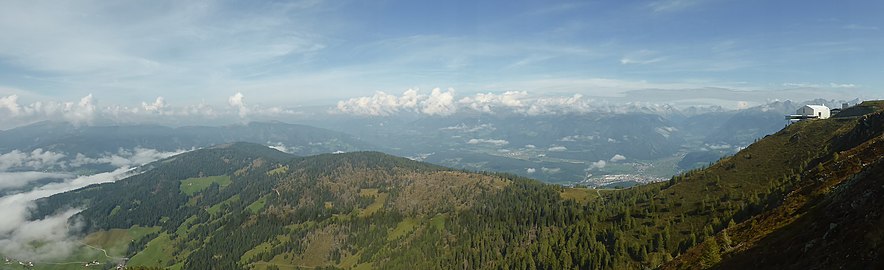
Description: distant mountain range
xmin=0 ymin=121 xmax=372 ymax=154
xmin=13 ymin=100 xmax=883 ymax=269
xmin=0 ymin=98 xmax=862 ymax=185
xmin=0 ymin=121 xmax=373 ymax=173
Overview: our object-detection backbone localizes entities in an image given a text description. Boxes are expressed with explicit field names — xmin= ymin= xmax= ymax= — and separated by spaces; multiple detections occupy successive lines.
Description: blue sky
xmin=0 ymin=0 xmax=881 ymax=115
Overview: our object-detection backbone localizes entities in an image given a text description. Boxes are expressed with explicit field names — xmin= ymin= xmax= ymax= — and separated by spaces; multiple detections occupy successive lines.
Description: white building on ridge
xmin=797 ymin=105 xmax=831 ymax=119
xmin=786 ymin=104 xmax=832 ymax=123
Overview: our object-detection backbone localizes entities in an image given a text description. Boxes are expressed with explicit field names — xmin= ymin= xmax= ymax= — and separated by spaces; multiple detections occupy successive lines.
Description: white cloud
xmin=0 ymin=172 xmax=71 ymax=191
xmin=620 ymin=50 xmax=665 ymax=65
xmin=229 ymin=92 xmax=249 ymax=118
xmin=0 ymin=95 xmax=22 ymax=115
xmin=654 ymin=126 xmax=678 ymax=138
xmin=560 ymin=135 xmax=596 ymax=142
xmin=843 ymin=24 xmax=879 ymax=31
xmin=440 ymin=123 xmax=495 ymax=132
xmin=70 ymin=147 xmax=188 ymax=168
xmin=524 ymin=144 xmax=536 ymax=149
xmin=0 ymin=94 xmax=97 ymax=127
xmin=268 ymin=142 xmax=296 ymax=153
xmin=0 ymin=209 xmax=83 ymax=261
xmin=66 ymin=94 xmax=97 ymax=125
xmin=0 ymin=167 xmax=135 ymax=260
xmin=610 ymin=154 xmax=626 ymax=162
xmin=526 ymin=94 xmax=592 ymax=115
xmin=334 ymin=86 xmax=870 ymax=117
xmin=335 ymin=88 xmax=458 ymax=116
xmin=590 ymin=160 xmax=607 ymax=170
xmin=421 ymin=88 xmax=457 ymax=116
xmin=335 ymin=89 xmax=421 ymax=116
xmin=332 ymin=90 xmax=589 ymax=116
xmin=458 ymin=91 xmax=528 ymax=113
xmin=547 ymin=146 xmax=568 ymax=152
xmin=142 ymin=96 xmax=167 ymax=113
xmin=467 ymin=139 xmax=509 ymax=146
xmin=0 ymin=149 xmax=66 ymax=171
xmin=526 ymin=168 xmax=536 ymax=174
xmin=648 ymin=0 xmax=704 ymax=13
xmin=782 ymin=82 xmax=857 ymax=89
xmin=541 ymin=167 xmax=561 ymax=174
xmin=0 ymin=94 xmax=306 ymax=129
xmin=0 ymin=145 xmax=188 ymax=260
xmin=707 ymin=144 xmax=732 ymax=150
xmin=829 ymin=83 xmax=857 ymax=88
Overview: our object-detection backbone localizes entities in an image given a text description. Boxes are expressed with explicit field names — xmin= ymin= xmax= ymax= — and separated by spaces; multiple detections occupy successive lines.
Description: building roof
xmin=803 ymin=105 xmax=830 ymax=111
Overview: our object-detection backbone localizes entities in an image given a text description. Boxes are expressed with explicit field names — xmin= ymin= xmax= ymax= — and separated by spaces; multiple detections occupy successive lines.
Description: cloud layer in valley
xmin=0 ymin=147 xmax=189 ymax=260
xmin=0 ymin=167 xmax=137 ymax=260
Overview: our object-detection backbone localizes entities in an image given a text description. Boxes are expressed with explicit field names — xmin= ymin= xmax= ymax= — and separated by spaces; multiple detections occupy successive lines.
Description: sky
xmin=0 ymin=0 xmax=882 ymax=126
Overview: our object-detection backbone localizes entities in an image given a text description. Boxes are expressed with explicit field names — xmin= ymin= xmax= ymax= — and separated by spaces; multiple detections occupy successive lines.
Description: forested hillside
xmin=17 ymin=102 xmax=884 ymax=269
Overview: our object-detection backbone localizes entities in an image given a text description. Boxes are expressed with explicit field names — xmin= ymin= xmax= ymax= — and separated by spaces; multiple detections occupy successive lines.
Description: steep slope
xmin=663 ymin=101 xmax=884 ymax=269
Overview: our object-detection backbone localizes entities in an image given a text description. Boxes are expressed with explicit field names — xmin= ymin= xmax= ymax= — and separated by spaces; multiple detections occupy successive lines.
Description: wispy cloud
xmin=0 ymin=1 xmax=331 ymax=103
xmin=610 ymin=154 xmax=627 ymax=162
xmin=843 ymin=24 xmax=879 ymax=30
xmin=0 ymin=172 xmax=71 ymax=191
xmin=620 ymin=50 xmax=666 ymax=65
xmin=782 ymin=82 xmax=857 ymax=89
xmin=647 ymin=0 xmax=706 ymax=13
xmin=467 ymin=139 xmax=510 ymax=146
xmin=0 ymin=149 xmax=66 ymax=171
xmin=0 ymin=0 xmax=878 ymax=109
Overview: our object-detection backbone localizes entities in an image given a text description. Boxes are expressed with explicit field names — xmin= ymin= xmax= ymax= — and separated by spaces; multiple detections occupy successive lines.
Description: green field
xmin=207 ymin=194 xmax=240 ymax=215
xmin=387 ymin=218 xmax=419 ymax=241
xmin=179 ymin=175 xmax=232 ymax=196
xmin=128 ymin=233 xmax=175 ymax=267
xmin=247 ymin=195 xmax=269 ymax=214
xmin=84 ymin=226 xmax=160 ymax=258
xmin=240 ymin=241 xmax=274 ymax=264
xmin=267 ymin=165 xmax=289 ymax=176
xmin=559 ymin=187 xmax=598 ymax=204
xmin=174 ymin=216 xmax=199 ymax=237
xmin=429 ymin=214 xmax=447 ymax=231
xmin=359 ymin=190 xmax=388 ymax=218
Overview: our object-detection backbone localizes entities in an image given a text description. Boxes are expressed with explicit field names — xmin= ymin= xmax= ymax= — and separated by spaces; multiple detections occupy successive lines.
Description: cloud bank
xmin=336 ymin=88 xmax=459 ymax=116
xmin=0 ymin=145 xmax=189 ymax=261
xmin=0 ymin=94 xmax=96 ymax=127
xmin=1 ymin=88 xmax=871 ymax=130
xmin=0 ymin=167 xmax=137 ymax=260
xmin=0 ymin=93 xmax=301 ymax=129
xmin=0 ymin=149 xmax=66 ymax=171
xmin=467 ymin=139 xmax=510 ymax=146
xmin=0 ymin=147 xmax=187 ymax=172
xmin=0 ymin=172 xmax=72 ymax=191
xmin=336 ymin=89 xmax=600 ymax=116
